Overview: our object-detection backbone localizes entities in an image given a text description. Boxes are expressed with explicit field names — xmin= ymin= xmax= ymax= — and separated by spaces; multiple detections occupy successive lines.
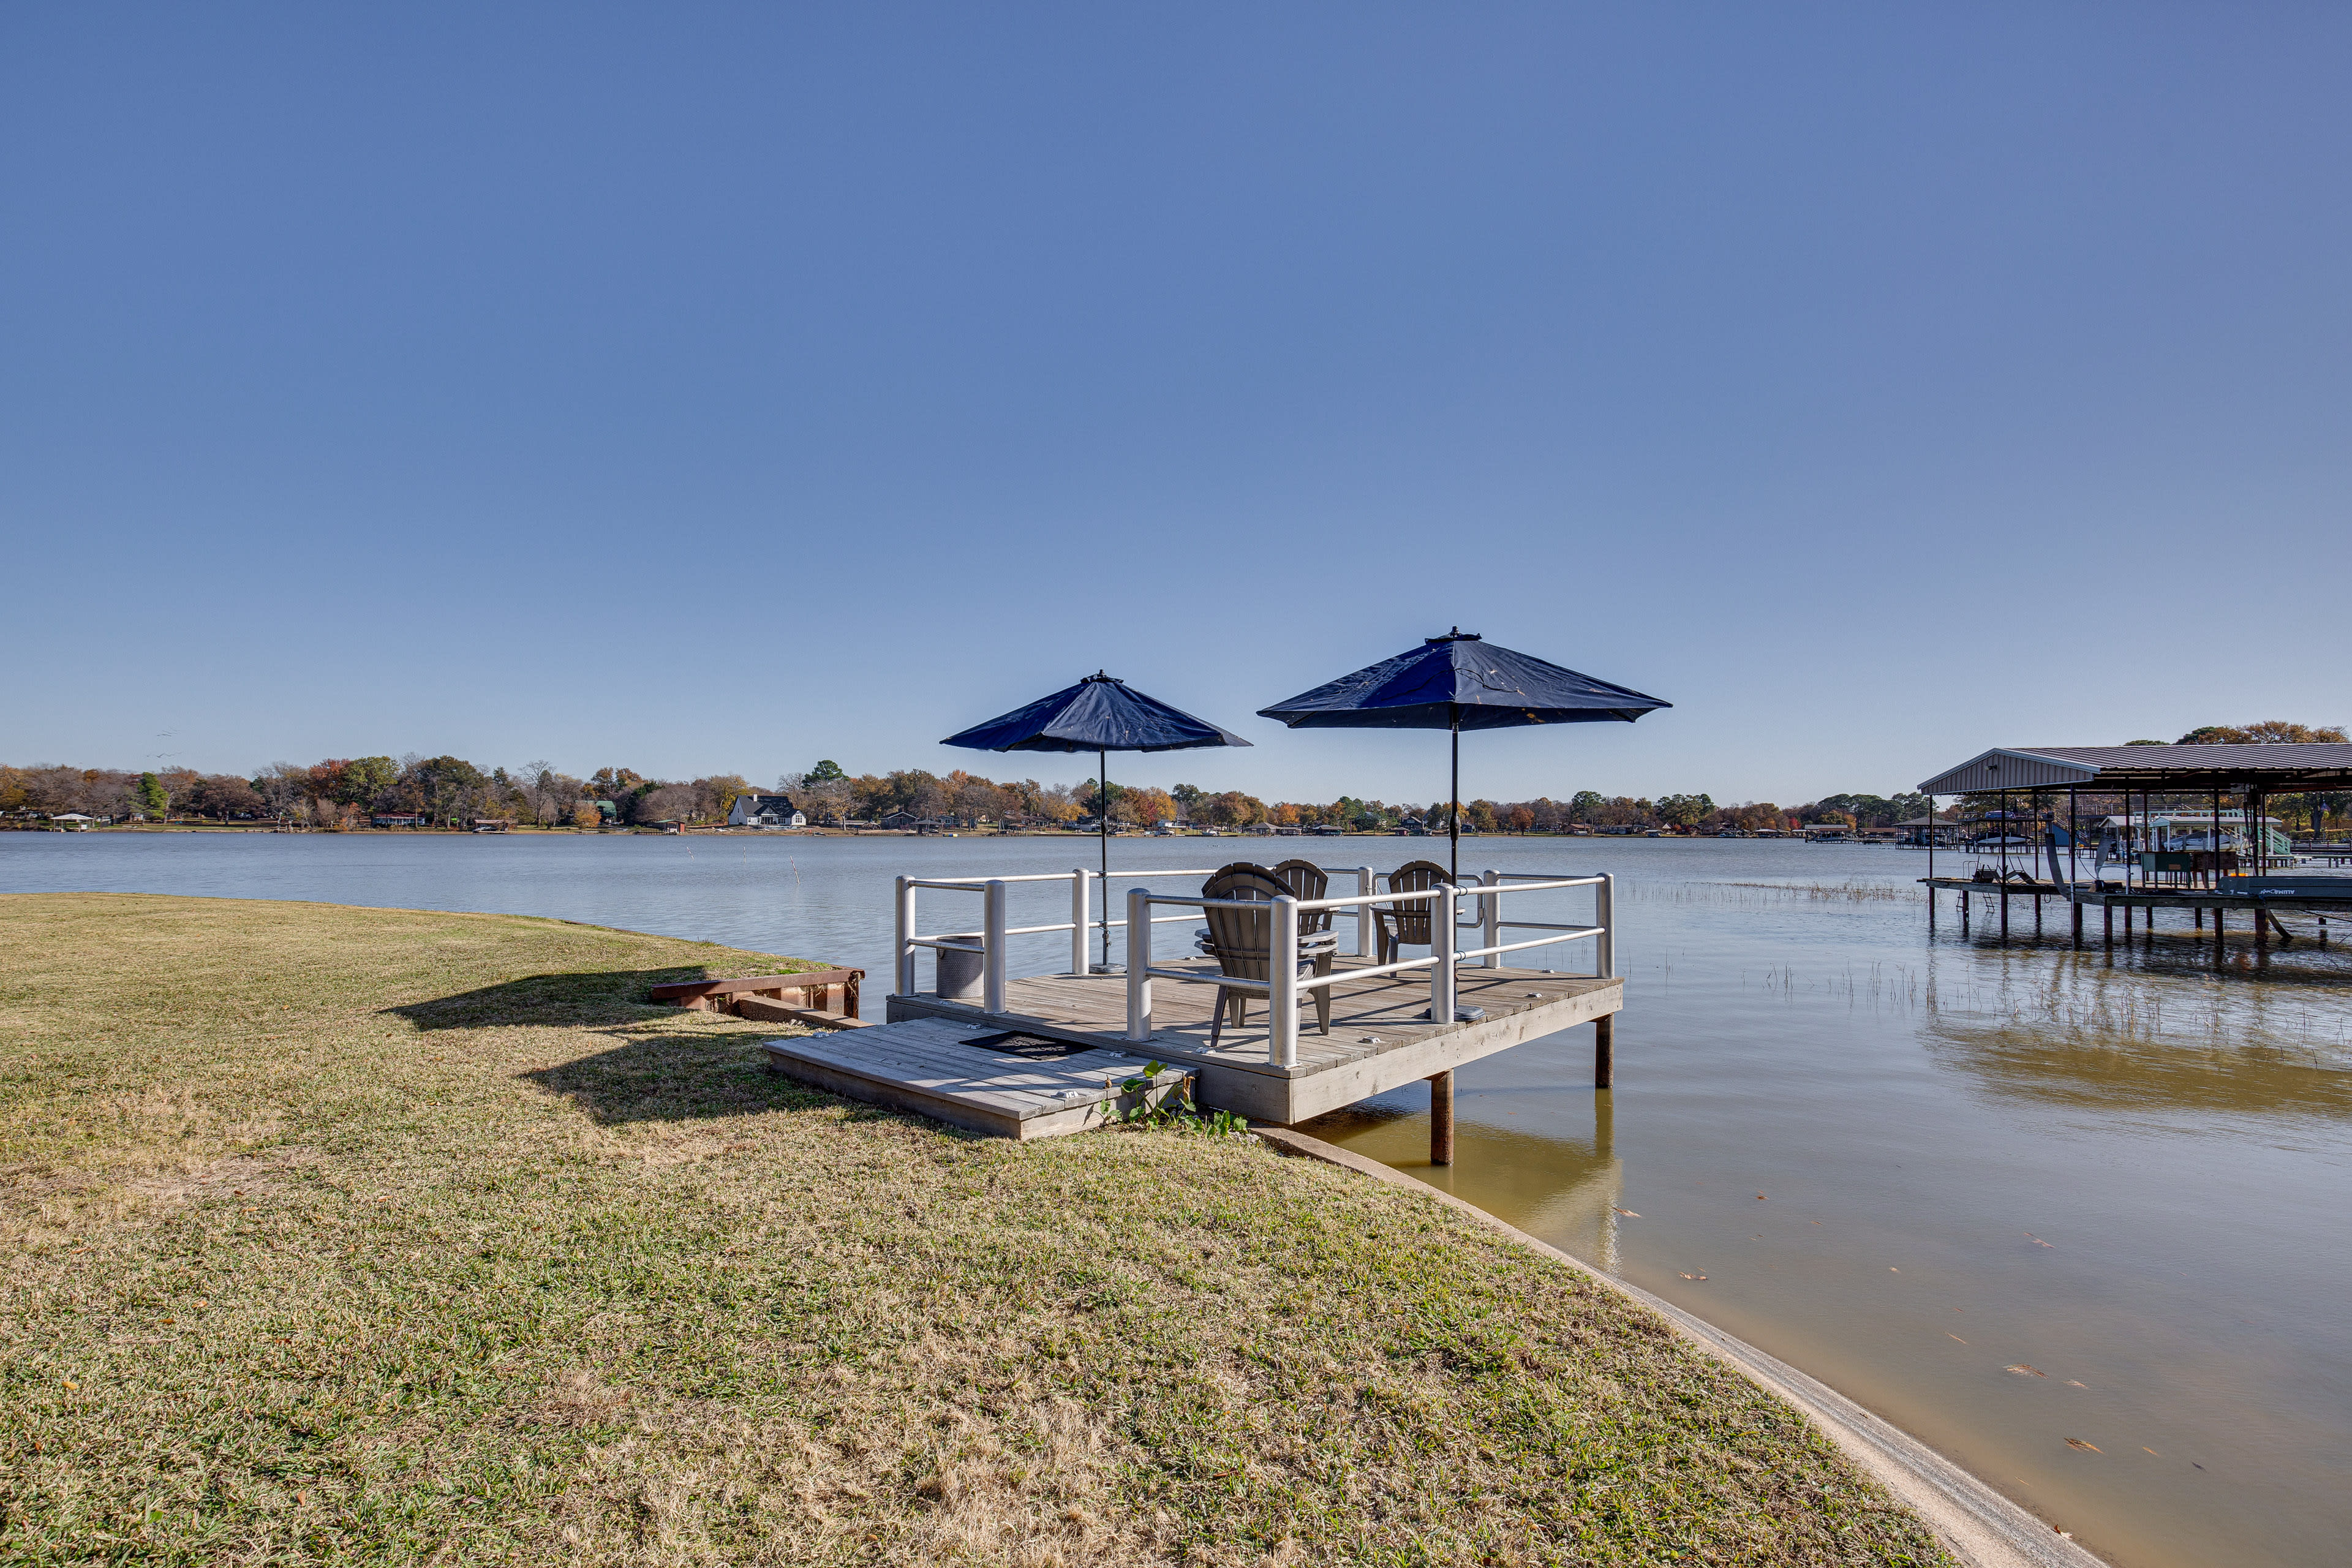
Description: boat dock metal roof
xmin=1919 ymin=744 xmax=2352 ymax=794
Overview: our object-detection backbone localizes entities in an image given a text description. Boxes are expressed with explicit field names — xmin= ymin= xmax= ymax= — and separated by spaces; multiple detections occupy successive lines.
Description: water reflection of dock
xmin=1301 ymin=1093 xmax=1625 ymax=1269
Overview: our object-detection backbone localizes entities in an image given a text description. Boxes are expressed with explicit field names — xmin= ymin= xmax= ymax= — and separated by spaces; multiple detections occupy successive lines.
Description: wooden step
xmin=760 ymin=1017 xmax=1191 ymax=1140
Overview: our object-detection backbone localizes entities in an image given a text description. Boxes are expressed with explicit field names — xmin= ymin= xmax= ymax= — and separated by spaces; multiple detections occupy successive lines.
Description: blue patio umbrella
xmin=1257 ymin=630 xmax=1670 ymax=881
xmin=943 ymin=672 xmax=1251 ymax=970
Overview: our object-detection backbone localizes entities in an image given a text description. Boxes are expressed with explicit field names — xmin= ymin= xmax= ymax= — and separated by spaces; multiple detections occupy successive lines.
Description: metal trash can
xmin=935 ymin=941 xmax=984 ymax=1001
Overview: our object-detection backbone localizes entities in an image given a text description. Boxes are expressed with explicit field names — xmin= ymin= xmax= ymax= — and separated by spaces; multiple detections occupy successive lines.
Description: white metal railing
xmin=892 ymin=864 xmax=1394 ymax=1005
xmin=1125 ymin=871 xmax=1613 ymax=1068
xmin=892 ymin=864 xmax=1611 ymax=1064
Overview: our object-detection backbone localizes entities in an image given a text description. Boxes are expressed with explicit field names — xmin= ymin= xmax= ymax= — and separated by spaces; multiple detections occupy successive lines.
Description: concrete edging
xmin=1251 ymin=1125 xmax=2105 ymax=1568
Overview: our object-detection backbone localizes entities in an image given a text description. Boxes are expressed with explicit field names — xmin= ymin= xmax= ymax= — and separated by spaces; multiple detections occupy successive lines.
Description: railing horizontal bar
xmin=904 ymin=937 xmax=984 ymax=952
xmin=1496 ymin=920 xmax=1602 ymax=933
xmin=1456 ymin=930 xmax=1601 ymax=960
xmin=912 ymin=869 xmax=1219 ymax=886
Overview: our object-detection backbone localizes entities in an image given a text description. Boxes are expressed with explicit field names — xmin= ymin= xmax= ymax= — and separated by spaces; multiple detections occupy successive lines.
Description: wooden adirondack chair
xmin=1270 ymin=859 xmax=1332 ymax=935
xmin=1196 ymin=865 xmax=1336 ymax=1049
xmin=1374 ymin=860 xmax=1451 ymax=973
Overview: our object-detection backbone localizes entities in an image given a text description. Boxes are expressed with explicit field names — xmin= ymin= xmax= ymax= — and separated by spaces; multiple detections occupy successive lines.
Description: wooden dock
xmin=761 ymin=1017 xmax=1191 ymax=1139
xmin=886 ymin=955 xmax=1621 ymax=1123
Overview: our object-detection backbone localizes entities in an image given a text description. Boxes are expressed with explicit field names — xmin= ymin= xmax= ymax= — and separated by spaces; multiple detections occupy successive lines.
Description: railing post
xmin=1481 ymin=868 xmax=1501 ymax=967
xmin=983 ymin=879 xmax=1008 ymax=1014
xmin=1355 ymin=866 xmax=1376 ymax=958
xmin=1596 ymin=873 xmax=1616 ymax=979
xmin=1430 ymin=884 xmax=1457 ymax=1023
xmin=1270 ymin=894 xmax=1300 ymax=1068
xmin=895 ymin=875 xmax=917 ymax=994
xmin=1126 ymin=887 xmax=1152 ymax=1041
xmin=1071 ymin=869 xmax=1090 ymax=976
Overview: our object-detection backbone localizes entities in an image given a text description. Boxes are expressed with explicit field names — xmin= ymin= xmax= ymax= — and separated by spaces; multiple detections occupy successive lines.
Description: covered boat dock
xmin=1913 ymin=742 xmax=2352 ymax=956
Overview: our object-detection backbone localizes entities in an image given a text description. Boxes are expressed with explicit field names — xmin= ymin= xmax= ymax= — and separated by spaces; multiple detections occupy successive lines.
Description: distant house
xmin=371 ymin=813 xmax=424 ymax=829
xmin=879 ymin=809 xmax=919 ymax=831
xmin=471 ymin=818 xmax=514 ymax=834
xmin=729 ymin=793 xmax=805 ymax=829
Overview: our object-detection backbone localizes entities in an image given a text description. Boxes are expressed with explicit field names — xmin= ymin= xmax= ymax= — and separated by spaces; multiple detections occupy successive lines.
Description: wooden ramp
xmin=761 ymin=1016 xmax=1191 ymax=1140
xmin=888 ymin=957 xmax=1621 ymax=1124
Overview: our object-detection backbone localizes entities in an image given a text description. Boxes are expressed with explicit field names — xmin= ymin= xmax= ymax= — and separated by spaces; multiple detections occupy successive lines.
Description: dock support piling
xmin=1355 ymin=867 xmax=1376 ymax=959
xmin=2071 ymin=899 xmax=2083 ymax=948
xmin=2000 ymin=889 xmax=2009 ymax=941
xmin=2034 ymin=894 xmax=2042 ymax=937
xmin=2103 ymin=901 xmax=2113 ymax=951
xmin=1594 ymin=1013 xmax=1615 ymax=1088
xmin=1429 ymin=1071 xmax=1455 ymax=1166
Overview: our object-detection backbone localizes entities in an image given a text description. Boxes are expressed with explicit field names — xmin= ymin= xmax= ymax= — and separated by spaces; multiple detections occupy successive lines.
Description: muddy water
xmin=7 ymin=831 xmax=2349 ymax=1567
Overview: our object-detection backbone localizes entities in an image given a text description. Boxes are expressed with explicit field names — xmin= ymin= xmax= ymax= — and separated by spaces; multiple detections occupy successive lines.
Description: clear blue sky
xmin=4 ymin=5 xmax=2346 ymax=808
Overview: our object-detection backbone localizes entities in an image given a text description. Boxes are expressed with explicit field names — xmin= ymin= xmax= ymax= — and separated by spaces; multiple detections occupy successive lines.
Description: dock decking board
xmin=886 ymin=956 xmax=1623 ymax=1123
xmin=761 ymin=1016 xmax=1189 ymax=1140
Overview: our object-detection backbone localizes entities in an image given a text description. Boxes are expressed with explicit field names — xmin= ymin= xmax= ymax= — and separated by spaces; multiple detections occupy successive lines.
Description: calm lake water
xmin=7 ymin=830 xmax=2350 ymax=1568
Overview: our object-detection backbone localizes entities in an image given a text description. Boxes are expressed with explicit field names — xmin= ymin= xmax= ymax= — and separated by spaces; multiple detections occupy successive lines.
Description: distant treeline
xmin=17 ymin=727 xmax=2342 ymax=833
xmin=0 ymin=756 xmax=1934 ymax=834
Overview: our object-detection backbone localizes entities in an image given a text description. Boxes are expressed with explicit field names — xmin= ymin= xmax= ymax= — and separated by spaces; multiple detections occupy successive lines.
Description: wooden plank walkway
xmin=888 ymin=956 xmax=1622 ymax=1123
xmin=761 ymin=1016 xmax=1191 ymax=1139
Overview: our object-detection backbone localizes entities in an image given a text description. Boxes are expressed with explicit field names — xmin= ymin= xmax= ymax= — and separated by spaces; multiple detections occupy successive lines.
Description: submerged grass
xmin=0 ymin=893 xmax=1951 ymax=1566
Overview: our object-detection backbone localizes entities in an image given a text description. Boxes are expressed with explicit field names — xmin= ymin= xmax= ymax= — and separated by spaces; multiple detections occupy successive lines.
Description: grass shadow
xmin=519 ymin=1032 xmax=848 ymax=1126
xmin=386 ymin=966 xmax=731 ymax=1032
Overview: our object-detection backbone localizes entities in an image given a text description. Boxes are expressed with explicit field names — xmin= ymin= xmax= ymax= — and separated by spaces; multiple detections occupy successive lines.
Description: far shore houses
xmin=728 ymin=793 xmax=806 ymax=829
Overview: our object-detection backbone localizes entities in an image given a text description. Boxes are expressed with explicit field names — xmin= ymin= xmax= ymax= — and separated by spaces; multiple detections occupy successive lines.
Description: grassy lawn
xmin=0 ymin=894 xmax=1950 ymax=1566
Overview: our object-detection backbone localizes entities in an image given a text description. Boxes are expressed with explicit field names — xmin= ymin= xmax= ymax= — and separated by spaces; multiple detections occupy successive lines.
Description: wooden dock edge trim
xmin=1249 ymin=1126 xmax=2101 ymax=1568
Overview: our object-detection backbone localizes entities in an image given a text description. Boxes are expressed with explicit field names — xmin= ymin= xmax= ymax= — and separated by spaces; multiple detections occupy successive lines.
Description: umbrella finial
xmin=1428 ymin=627 xmax=1481 ymax=644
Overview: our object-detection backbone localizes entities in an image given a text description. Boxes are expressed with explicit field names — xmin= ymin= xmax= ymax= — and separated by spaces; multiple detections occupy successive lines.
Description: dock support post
xmin=1270 ymin=894 xmax=1300 ymax=1068
xmin=1071 ymin=870 xmax=1091 ymax=976
xmin=1125 ymin=886 xmax=1152 ymax=1042
xmin=982 ymin=881 xmax=1008 ymax=1016
xmin=2256 ymin=902 xmax=2269 ymax=951
xmin=1596 ymin=874 xmax=1616 ymax=979
xmin=1595 ymin=1012 xmax=1615 ymax=1088
xmin=1429 ymin=1071 xmax=1455 ymax=1166
xmin=1430 ymin=884 xmax=1458 ymax=1023
xmin=1355 ymin=867 xmax=1376 ymax=958
xmin=895 ymin=876 xmax=918 ymax=994
xmin=2035 ymin=893 xmax=2042 ymax=937
xmin=2071 ymin=898 xmax=2083 ymax=948
xmin=1961 ymin=890 xmax=1969 ymax=932
xmin=2103 ymin=900 xmax=2112 ymax=950
xmin=2000 ymin=889 xmax=2009 ymax=941
xmin=1482 ymin=869 xmax=1502 ymax=967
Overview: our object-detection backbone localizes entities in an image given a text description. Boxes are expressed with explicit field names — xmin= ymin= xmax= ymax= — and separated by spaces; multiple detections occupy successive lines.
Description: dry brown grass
xmin=0 ymin=893 xmax=1951 ymax=1566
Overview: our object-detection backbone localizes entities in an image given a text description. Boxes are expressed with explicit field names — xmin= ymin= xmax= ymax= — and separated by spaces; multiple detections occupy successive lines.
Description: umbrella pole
xmin=1099 ymin=747 xmax=1110 ymax=972
xmin=1449 ymin=707 xmax=1460 ymax=884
